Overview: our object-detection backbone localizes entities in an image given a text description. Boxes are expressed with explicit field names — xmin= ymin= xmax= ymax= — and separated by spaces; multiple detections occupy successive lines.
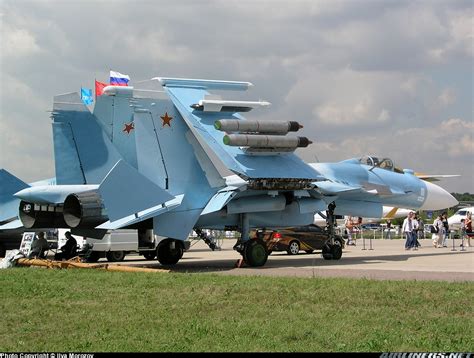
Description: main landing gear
xmin=157 ymin=239 xmax=184 ymax=265
xmin=323 ymin=201 xmax=343 ymax=260
xmin=233 ymin=213 xmax=269 ymax=267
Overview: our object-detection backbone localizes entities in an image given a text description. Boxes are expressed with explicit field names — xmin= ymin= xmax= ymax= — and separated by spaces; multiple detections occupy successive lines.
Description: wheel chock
xmin=235 ymin=258 xmax=245 ymax=268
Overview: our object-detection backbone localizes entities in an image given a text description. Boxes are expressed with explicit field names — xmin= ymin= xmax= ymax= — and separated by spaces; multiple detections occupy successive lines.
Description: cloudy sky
xmin=1 ymin=0 xmax=472 ymax=193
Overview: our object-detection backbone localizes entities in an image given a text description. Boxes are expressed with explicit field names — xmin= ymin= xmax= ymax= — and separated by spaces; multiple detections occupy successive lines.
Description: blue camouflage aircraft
xmin=0 ymin=77 xmax=458 ymax=266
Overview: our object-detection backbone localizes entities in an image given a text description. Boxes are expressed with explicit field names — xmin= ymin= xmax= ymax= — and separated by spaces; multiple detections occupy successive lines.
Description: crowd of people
xmin=342 ymin=210 xmax=472 ymax=251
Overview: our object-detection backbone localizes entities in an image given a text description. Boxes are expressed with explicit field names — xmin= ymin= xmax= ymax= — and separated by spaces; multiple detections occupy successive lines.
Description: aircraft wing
xmin=415 ymin=173 xmax=461 ymax=182
xmin=159 ymin=78 xmax=324 ymax=182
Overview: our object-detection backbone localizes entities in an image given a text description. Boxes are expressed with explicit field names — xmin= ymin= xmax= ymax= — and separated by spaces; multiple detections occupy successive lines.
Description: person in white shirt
xmin=344 ymin=216 xmax=355 ymax=246
xmin=402 ymin=211 xmax=419 ymax=250
xmin=431 ymin=215 xmax=443 ymax=248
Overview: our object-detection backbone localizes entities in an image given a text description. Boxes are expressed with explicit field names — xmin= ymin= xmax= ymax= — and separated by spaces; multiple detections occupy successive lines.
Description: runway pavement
xmin=111 ymin=238 xmax=474 ymax=282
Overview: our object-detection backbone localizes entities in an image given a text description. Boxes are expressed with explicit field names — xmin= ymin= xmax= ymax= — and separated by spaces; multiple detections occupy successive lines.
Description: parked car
xmin=252 ymin=224 xmax=344 ymax=257
xmin=361 ymin=223 xmax=382 ymax=231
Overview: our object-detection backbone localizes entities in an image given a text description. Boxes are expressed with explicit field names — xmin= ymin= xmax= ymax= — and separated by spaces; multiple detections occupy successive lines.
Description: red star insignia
xmin=122 ymin=122 xmax=135 ymax=134
xmin=161 ymin=112 xmax=173 ymax=127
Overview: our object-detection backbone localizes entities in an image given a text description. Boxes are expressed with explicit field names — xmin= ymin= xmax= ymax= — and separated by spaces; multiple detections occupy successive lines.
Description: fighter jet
xmin=3 ymin=77 xmax=458 ymax=267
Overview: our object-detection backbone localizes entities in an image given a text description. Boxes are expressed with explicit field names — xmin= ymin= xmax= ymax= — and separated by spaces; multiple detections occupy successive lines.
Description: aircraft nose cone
xmin=420 ymin=181 xmax=458 ymax=210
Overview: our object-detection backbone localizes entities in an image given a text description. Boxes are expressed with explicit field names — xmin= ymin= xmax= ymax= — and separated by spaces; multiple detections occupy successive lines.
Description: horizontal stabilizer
xmin=0 ymin=169 xmax=29 ymax=222
xmin=0 ymin=219 xmax=23 ymax=230
xmin=97 ymin=195 xmax=184 ymax=230
xmin=0 ymin=169 xmax=29 ymax=198
xmin=99 ymin=160 xmax=175 ymax=222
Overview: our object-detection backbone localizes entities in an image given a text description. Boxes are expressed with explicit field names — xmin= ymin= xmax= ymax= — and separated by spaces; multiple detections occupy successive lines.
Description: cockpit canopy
xmin=358 ymin=155 xmax=403 ymax=173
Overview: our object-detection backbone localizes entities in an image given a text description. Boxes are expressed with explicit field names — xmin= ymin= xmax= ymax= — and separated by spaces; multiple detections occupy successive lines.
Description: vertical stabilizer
xmin=52 ymin=92 xmax=123 ymax=184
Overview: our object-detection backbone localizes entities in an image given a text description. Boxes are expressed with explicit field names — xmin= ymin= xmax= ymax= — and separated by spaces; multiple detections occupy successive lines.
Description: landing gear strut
xmin=323 ymin=202 xmax=343 ymax=260
xmin=233 ymin=213 xmax=269 ymax=267
xmin=195 ymin=229 xmax=216 ymax=251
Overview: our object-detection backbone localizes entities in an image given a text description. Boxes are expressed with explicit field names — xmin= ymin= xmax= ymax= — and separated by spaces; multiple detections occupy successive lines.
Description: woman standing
xmin=465 ymin=212 xmax=472 ymax=247
xmin=431 ymin=215 xmax=443 ymax=248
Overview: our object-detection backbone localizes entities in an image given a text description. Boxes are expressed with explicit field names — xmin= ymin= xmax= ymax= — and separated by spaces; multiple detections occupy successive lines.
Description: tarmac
xmin=109 ymin=237 xmax=473 ymax=282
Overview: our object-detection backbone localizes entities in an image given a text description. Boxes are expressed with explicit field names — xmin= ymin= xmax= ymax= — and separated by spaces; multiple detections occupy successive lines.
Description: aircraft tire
xmin=322 ymin=240 xmax=343 ymax=260
xmin=142 ymin=251 xmax=156 ymax=260
xmin=157 ymin=239 xmax=183 ymax=265
xmin=322 ymin=243 xmax=333 ymax=260
xmin=331 ymin=243 xmax=343 ymax=260
xmin=85 ymin=251 xmax=101 ymax=263
xmin=106 ymin=250 xmax=126 ymax=262
xmin=243 ymin=239 xmax=268 ymax=267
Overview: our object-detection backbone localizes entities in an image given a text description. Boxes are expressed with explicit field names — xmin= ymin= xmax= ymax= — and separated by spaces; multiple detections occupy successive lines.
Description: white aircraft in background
xmin=447 ymin=206 xmax=474 ymax=229
xmin=313 ymin=206 xmax=411 ymax=227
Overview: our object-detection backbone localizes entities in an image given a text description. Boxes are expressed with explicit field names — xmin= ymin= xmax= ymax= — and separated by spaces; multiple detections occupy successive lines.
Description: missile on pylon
xmin=223 ymin=134 xmax=312 ymax=148
xmin=215 ymin=120 xmax=302 ymax=134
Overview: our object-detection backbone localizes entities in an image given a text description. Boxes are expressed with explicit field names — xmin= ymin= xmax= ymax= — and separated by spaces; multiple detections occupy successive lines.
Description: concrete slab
xmin=105 ymin=238 xmax=473 ymax=282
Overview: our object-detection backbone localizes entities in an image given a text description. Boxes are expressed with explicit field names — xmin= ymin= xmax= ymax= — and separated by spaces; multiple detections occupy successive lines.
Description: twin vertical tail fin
xmin=51 ymin=81 xmax=224 ymax=237
xmin=52 ymin=92 xmax=123 ymax=185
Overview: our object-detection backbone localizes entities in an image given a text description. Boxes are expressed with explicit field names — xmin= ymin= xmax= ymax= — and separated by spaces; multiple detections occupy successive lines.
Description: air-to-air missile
xmin=215 ymin=119 xmax=311 ymax=149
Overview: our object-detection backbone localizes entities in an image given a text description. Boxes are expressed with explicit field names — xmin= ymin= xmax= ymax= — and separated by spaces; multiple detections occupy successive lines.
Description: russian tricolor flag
xmin=110 ymin=70 xmax=130 ymax=86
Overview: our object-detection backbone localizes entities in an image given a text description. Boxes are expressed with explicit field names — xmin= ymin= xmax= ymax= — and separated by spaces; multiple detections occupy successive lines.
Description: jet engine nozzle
xmin=63 ymin=190 xmax=108 ymax=228
xmin=19 ymin=200 xmax=66 ymax=229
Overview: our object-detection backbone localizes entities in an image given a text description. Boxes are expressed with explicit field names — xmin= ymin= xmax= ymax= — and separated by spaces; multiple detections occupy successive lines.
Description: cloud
xmin=0 ymin=0 xmax=472 ymax=193
xmin=313 ymin=99 xmax=391 ymax=125
xmin=299 ymin=117 xmax=473 ymax=193
xmin=438 ymin=88 xmax=457 ymax=107
xmin=429 ymin=8 xmax=474 ymax=63
xmin=1 ymin=24 xmax=40 ymax=58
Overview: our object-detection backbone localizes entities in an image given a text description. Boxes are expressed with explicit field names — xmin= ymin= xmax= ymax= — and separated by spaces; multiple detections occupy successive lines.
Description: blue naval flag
xmin=81 ymin=87 xmax=94 ymax=105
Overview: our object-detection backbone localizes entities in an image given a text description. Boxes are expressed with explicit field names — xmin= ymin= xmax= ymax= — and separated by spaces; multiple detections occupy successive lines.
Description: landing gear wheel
xmin=243 ymin=240 xmax=268 ymax=267
xmin=322 ymin=244 xmax=333 ymax=260
xmin=322 ymin=240 xmax=343 ymax=260
xmin=287 ymin=241 xmax=300 ymax=255
xmin=157 ymin=240 xmax=183 ymax=265
xmin=142 ymin=251 xmax=156 ymax=260
xmin=85 ymin=251 xmax=101 ymax=263
xmin=106 ymin=251 xmax=126 ymax=262
xmin=331 ymin=243 xmax=343 ymax=260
